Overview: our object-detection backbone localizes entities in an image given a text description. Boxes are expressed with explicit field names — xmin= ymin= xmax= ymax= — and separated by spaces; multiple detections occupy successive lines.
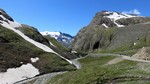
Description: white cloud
xmin=122 ymin=9 xmax=141 ymax=15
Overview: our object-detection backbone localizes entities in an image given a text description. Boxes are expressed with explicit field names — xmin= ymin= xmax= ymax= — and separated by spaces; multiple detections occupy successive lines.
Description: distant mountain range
xmin=40 ymin=31 xmax=74 ymax=47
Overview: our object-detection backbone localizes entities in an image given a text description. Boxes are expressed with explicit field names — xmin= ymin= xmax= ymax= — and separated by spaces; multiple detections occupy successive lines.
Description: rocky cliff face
xmin=70 ymin=11 xmax=150 ymax=52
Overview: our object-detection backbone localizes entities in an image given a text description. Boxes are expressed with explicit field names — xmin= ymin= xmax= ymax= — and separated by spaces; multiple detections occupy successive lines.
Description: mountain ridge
xmin=70 ymin=10 xmax=150 ymax=52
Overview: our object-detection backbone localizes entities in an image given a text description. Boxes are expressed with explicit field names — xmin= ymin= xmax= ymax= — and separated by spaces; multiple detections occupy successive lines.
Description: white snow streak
xmin=114 ymin=21 xmax=125 ymax=27
xmin=0 ymin=15 xmax=22 ymax=28
xmin=102 ymin=23 xmax=109 ymax=28
xmin=0 ymin=63 xmax=39 ymax=84
xmin=7 ymin=20 xmax=22 ymax=28
xmin=49 ymin=41 xmax=56 ymax=47
xmin=1 ymin=21 xmax=72 ymax=64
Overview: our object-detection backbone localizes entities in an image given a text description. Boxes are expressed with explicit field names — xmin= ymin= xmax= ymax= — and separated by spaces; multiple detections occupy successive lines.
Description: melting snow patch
xmin=31 ymin=57 xmax=39 ymax=63
xmin=0 ymin=63 xmax=39 ymax=84
xmin=0 ymin=15 xmax=22 ymax=28
xmin=71 ymin=51 xmax=77 ymax=53
xmin=134 ymin=43 xmax=137 ymax=45
xmin=7 ymin=20 xmax=22 ymax=28
xmin=114 ymin=21 xmax=125 ymax=27
xmin=102 ymin=23 xmax=109 ymax=28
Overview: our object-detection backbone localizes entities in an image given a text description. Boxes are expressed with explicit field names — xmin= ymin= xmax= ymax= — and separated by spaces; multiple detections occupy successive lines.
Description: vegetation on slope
xmin=0 ymin=25 xmax=76 ymax=73
xmin=48 ymin=55 xmax=150 ymax=84
xmin=17 ymin=24 xmax=49 ymax=45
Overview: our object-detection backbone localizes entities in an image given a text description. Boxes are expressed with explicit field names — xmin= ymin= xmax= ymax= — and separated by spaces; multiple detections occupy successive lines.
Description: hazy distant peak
xmin=40 ymin=31 xmax=74 ymax=46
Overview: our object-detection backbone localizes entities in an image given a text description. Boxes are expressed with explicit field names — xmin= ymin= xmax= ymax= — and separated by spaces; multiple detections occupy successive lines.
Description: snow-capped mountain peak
xmin=93 ymin=11 xmax=140 ymax=28
xmin=104 ymin=11 xmax=137 ymax=21
xmin=40 ymin=31 xmax=61 ymax=39
xmin=103 ymin=11 xmax=138 ymax=27
xmin=40 ymin=31 xmax=74 ymax=46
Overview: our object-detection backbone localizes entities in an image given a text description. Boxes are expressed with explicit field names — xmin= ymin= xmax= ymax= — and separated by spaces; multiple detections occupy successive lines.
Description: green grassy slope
xmin=48 ymin=55 xmax=150 ymax=84
xmin=0 ymin=25 xmax=75 ymax=73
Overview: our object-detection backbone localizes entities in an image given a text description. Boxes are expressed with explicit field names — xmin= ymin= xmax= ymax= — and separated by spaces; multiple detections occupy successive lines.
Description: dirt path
xmin=106 ymin=57 xmax=124 ymax=65
xmin=88 ymin=53 xmax=150 ymax=64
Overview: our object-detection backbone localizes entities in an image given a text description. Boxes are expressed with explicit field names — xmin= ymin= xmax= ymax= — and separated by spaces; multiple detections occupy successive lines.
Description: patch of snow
xmin=1 ymin=21 xmax=73 ymax=64
xmin=0 ymin=63 xmax=39 ymax=84
xmin=105 ymin=12 xmax=136 ymax=21
xmin=71 ymin=51 xmax=77 ymax=53
xmin=114 ymin=21 xmax=125 ymax=27
xmin=0 ymin=15 xmax=22 ymax=28
xmin=104 ymin=12 xmax=137 ymax=27
xmin=20 ymin=62 xmax=23 ymax=64
xmin=102 ymin=23 xmax=109 ymax=28
xmin=134 ymin=43 xmax=137 ymax=45
xmin=31 ymin=57 xmax=39 ymax=63
xmin=49 ymin=41 xmax=56 ymax=47
xmin=0 ymin=15 xmax=6 ymax=20
xmin=62 ymin=39 xmax=66 ymax=42
xmin=7 ymin=20 xmax=22 ymax=28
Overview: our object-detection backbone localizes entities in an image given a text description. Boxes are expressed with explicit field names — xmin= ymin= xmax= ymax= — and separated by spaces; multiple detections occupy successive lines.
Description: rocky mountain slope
xmin=40 ymin=31 xmax=74 ymax=47
xmin=70 ymin=10 xmax=150 ymax=53
xmin=0 ymin=8 xmax=77 ymax=84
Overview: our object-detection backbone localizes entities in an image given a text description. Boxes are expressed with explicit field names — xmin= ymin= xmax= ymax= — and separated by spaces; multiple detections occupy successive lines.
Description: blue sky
xmin=0 ymin=0 xmax=149 ymax=35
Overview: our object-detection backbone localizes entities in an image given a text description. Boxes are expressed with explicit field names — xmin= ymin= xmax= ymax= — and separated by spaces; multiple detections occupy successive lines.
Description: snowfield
xmin=102 ymin=23 xmax=109 ymax=28
xmin=0 ymin=63 xmax=39 ymax=84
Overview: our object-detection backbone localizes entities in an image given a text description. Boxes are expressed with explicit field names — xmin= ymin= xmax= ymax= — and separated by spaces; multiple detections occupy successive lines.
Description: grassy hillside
xmin=0 ymin=25 xmax=76 ymax=73
xmin=47 ymin=55 xmax=150 ymax=84
xmin=17 ymin=24 xmax=50 ymax=46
